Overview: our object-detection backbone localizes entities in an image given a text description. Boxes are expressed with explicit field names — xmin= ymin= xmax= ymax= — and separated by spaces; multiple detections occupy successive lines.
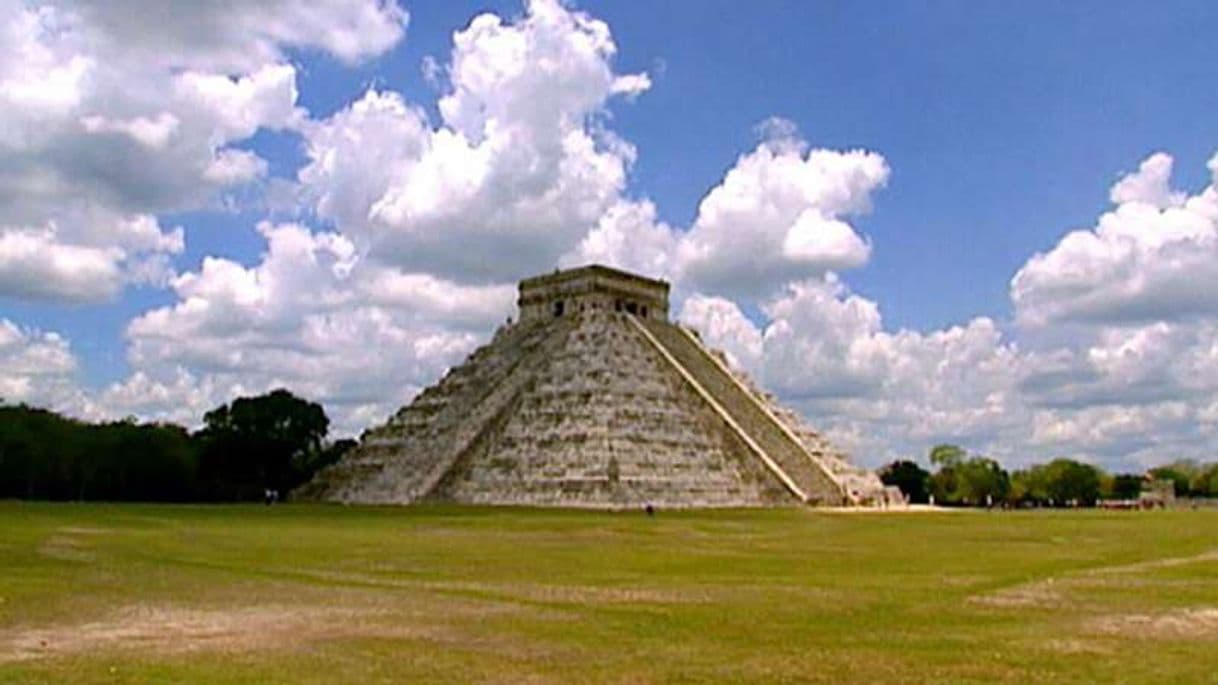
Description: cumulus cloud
xmin=678 ymin=295 xmax=763 ymax=372
xmin=1 ymin=0 xmax=642 ymax=432
xmin=100 ymin=0 xmax=654 ymax=430
xmin=0 ymin=319 xmax=80 ymax=407
xmin=0 ymin=0 xmax=406 ymax=303
xmin=119 ymin=222 xmax=513 ymax=433
xmin=997 ymin=150 xmax=1218 ymax=462
xmin=65 ymin=0 xmax=408 ymax=72
xmin=298 ymin=0 xmax=650 ymax=283
xmin=0 ymin=212 xmax=182 ymax=302
xmin=562 ymin=199 xmax=679 ymax=277
xmin=0 ymin=229 xmax=121 ymax=301
xmin=668 ymin=149 xmax=1218 ymax=468
xmin=567 ymin=121 xmax=888 ymax=302
xmin=681 ymin=278 xmax=1024 ymax=464
xmin=674 ymin=131 xmax=887 ymax=301
xmin=1108 ymin=152 xmax=1186 ymax=209
xmin=1012 ymin=151 xmax=1218 ymax=327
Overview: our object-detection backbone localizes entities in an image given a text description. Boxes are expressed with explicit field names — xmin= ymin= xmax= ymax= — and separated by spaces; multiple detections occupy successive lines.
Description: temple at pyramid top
xmin=300 ymin=264 xmax=893 ymax=509
xmin=517 ymin=264 xmax=670 ymax=322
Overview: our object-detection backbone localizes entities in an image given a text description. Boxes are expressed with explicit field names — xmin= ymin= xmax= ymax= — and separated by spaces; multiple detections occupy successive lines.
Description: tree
xmin=1148 ymin=462 xmax=1197 ymax=497
xmin=0 ymin=404 xmax=197 ymax=501
xmin=296 ymin=438 xmax=356 ymax=481
xmin=954 ymin=456 xmax=1010 ymax=506
xmin=1009 ymin=467 xmax=1045 ymax=506
xmin=929 ymin=444 xmax=966 ymax=468
xmin=879 ymin=460 xmax=930 ymax=503
xmin=1192 ymin=463 xmax=1218 ymax=497
xmin=927 ymin=445 xmax=1009 ymax=506
xmin=195 ymin=389 xmax=330 ymax=500
xmin=1105 ymin=473 xmax=1146 ymax=500
xmin=1040 ymin=458 xmax=1102 ymax=506
xmin=1010 ymin=459 xmax=1105 ymax=506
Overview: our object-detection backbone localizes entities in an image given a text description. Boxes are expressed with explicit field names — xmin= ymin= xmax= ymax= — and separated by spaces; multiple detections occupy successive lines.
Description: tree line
xmin=879 ymin=444 xmax=1218 ymax=507
xmin=0 ymin=389 xmax=354 ymax=502
xmin=6 ymin=394 xmax=1217 ymax=507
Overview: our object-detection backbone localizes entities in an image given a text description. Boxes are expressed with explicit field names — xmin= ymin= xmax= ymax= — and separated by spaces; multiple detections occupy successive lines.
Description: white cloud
xmin=65 ymin=0 xmax=408 ymax=72
xmin=678 ymin=295 xmax=762 ymax=371
xmin=675 ymin=133 xmax=887 ymax=301
xmin=173 ymin=64 xmax=301 ymax=140
xmin=1109 ymin=152 xmax=1186 ymax=209
xmin=0 ymin=212 xmax=182 ymax=302
xmin=680 ymin=277 xmax=1023 ymax=464
xmin=562 ymin=199 xmax=678 ymax=277
xmin=0 ymin=0 xmax=640 ymax=432
xmin=0 ymin=228 xmax=121 ymax=301
xmin=1012 ymin=151 xmax=1218 ymax=327
xmin=610 ymin=72 xmax=652 ymax=98
xmin=79 ymin=112 xmax=180 ymax=150
xmin=0 ymin=0 xmax=405 ymax=303
xmin=999 ymin=150 xmax=1218 ymax=462
xmin=1027 ymin=401 xmax=1200 ymax=467
xmin=669 ymin=150 xmax=1218 ymax=468
xmin=677 ymin=272 xmax=1218 ymax=469
xmin=298 ymin=0 xmax=649 ymax=283
xmin=568 ymin=122 xmax=888 ymax=299
xmin=0 ymin=319 xmax=80 ymax=407
xmin=119 ymin=222 xmax=513 ymax=433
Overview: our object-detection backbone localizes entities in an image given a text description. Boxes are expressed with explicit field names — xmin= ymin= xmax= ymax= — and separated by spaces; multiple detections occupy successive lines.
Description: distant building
xmin=1139 ymin=479 xmax=1176 ymax=509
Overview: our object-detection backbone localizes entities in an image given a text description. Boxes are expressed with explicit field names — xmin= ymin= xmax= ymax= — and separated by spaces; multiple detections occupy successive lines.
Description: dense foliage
xmin=1147 ymin=460 xmax=1218 ymax=497
xmin=0 ymin=390 xmax=353 ymax=502
xmin=928 ymin=446 xmax=1010 ymax=506
xmin=878 ymin=460 xmax=930 ymax=503
xmin=194 ymin=389 xmax=332 ymax=501
xmin=882 ymin=444 xmax=1218 ymax=507
xmin=0 ymin=406 xmax=196 ymax=501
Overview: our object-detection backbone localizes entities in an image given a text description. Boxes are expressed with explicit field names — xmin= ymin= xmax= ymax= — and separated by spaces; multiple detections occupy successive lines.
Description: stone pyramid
xmin=300 ymin=265 xmax=887 ymax=508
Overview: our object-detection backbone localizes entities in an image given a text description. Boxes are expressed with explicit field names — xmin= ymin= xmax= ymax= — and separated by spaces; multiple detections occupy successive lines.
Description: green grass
xmin=0 ymin=503 xmax=1215 ymax=684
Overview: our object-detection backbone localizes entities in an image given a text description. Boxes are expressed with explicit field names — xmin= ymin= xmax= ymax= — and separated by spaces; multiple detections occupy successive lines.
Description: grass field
xmin=0 ymin=503 xmax=1215 ymax=684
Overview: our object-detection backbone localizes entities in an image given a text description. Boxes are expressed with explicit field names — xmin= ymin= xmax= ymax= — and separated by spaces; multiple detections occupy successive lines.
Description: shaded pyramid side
xmin=429 ymin=311 xmax=792 ymax=508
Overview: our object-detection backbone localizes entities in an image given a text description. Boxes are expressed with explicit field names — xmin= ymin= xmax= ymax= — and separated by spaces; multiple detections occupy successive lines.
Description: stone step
xmin=636 ymin=317 xmax=845 ymax=505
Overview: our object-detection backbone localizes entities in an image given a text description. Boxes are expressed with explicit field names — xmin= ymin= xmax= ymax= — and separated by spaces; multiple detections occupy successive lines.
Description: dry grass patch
xmin=969 ymin=580 xmax=1066 ymax=609
xmin=0 ymin=603 xmax=437 ymax=663
xmin=1086 ymin=549 xmax=1218 ymax=575
xmin=1087 ymin=607 xmax=1218 ymax=640
xmin=289 ymin=568 xmax=722 ymax=606
xmin=971 ymin=547 xmax=1218 ymax=610
xmin=35 ymin=535 xmax=95 ymax=563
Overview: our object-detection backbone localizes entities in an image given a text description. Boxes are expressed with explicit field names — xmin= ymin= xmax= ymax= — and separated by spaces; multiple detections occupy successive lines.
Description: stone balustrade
xmin=640 ymin=318 xmax=847 ymax=505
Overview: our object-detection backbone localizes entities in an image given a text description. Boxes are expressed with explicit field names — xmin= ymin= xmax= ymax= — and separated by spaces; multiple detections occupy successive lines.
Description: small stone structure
xmin=300 ymin=265 xmax=887 ymax=508
xmin=1139 ymin=479 xmax=1177 ymax=509
xmin=517 ymin=265 xmax=669 ymax=322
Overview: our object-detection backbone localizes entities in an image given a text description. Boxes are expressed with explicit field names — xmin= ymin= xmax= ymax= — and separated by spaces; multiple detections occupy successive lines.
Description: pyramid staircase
xmin=630 ymin=316 xmax=851 ymax=505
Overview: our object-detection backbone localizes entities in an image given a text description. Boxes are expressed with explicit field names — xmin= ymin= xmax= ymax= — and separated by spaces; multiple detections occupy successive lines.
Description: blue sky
xmin=4 ymin=0 xmax=1218 ymax=468
xmin=596 ymin=0 xmax=1218 ymax=328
